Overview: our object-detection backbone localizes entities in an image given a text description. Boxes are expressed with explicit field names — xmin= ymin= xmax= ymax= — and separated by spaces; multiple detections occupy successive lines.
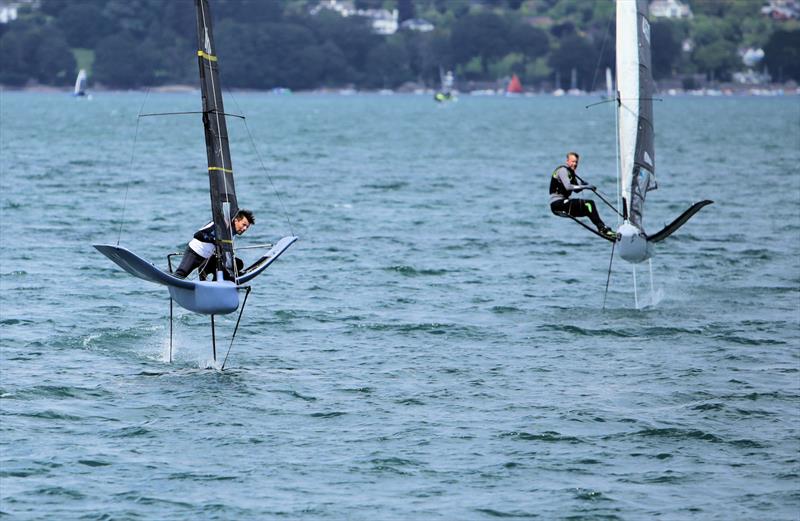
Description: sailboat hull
xmin=94 ymin=244 xmax=240 ymax=315
xmin=616 ymin=222 xmax=652 ymax=263
xmin=169 ymin=281 xmax=239 ymax=315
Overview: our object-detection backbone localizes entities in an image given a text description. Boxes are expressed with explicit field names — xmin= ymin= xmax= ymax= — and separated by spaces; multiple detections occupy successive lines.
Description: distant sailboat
xmin=506 ymin=73 xmax=523 ymax=95
xmin=94 ymin=0 xmax=297 ymax=365
xmin=73 ymin=69 xmax=89 ymax=97
xmin=434 ymin=67 xmax=456 ymax=103
xmin=567 ymin=67 xmax=583 ymax=95
xmin=553 ymin=70 xmax=564 ymax=96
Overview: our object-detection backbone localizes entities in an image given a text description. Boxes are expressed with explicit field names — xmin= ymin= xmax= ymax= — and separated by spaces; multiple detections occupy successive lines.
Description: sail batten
xmin=195 ymin=0 xmax=239 ymax=276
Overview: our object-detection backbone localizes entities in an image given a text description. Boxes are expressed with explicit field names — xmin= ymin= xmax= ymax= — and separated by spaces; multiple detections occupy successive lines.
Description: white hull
xmin=616 ymin=222 xmax=651 ymax=263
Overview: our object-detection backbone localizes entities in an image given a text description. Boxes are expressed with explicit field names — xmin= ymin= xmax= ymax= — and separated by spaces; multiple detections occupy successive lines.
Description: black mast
xmin=195 ymin=0 xmax=239 ymax=278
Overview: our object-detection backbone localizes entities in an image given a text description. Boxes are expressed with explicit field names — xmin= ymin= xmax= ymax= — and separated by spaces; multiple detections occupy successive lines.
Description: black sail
xmin=195 ymin=0 xmax=239 ymax=276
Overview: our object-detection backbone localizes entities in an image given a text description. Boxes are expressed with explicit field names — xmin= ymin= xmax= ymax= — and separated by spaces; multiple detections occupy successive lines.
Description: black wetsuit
xmin=174 ymin=222 xmax=242 ymax=280
xmin=549 ymin=165 xmax=607 ymax=231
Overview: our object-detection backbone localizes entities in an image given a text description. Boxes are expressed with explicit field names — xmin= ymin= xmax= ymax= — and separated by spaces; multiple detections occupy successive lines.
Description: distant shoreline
xmin=2 ymin=83 xmax=797 ymax=96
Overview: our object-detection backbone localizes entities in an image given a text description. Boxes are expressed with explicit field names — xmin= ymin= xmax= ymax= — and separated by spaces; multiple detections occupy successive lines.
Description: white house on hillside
xmin=400 ymin=18 xmax=434 ymax=32
xmin=761 ymin=0 xmax=800 ymax=20
xmin=649 ymin=0 xmax=693 ymax=19
xmin=311 ymin=0 xmax=398 ymax=35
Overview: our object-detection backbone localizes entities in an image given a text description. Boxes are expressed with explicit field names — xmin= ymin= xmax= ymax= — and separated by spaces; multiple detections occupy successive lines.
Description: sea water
xmin=1 ymin=91 xmax=798 ymax=520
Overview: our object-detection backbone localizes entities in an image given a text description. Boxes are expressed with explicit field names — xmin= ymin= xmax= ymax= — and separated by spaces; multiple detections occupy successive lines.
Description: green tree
xmin=355 ymin=0 xmax=383 ymax=9
xmin=319 ymin=40 xmax=352 ymax=85
xmin=651 ymin=20 xmax=682 ymax=80
xmin=162 ymin=0 xmax=196 ymax=36
xmin=688 ymin=0 xmax=731 ymax=17
xmin=397 ymin=0 xmax=415 ymax=23
xmin=216 ymin=20 xmax=278 ymax=88
xmin=763 ymin=29 xmax=800 ymax=82
xmin=101 ymin=0 xmax=151 ymax=39
xmin=216 ymin=0 xmax=284 ymax=24
xmin=57 ymin=3 xmax=109 ymax=48
xmin=691 ymin=15 xmax=735 ymax=47
xmin=0 ymin=16 xmax=77 ymax=86
xmin=0 ymin=32 xmax=30 ymax=85
xmin=509 ymin=23 xmax=549 ymax=61
xmin=283 ymin=45 xmax=327 ymax=89
xmin=547 ymin=34 xmax=598 ymax=90
xmin=545 ymin=0 xmax=599 ymax=31
xmin=451 ymin=12 xmax=510 ymax=75
xmin=739 ymin=15 xmax=773 ymax=49
xmin=416 ymin=31 xmax=453 ymax=86
xmin=692 ymin=40 xmax=739 ymax=81
xmin=365 ymin=40 xmax=412 ymax=88
xmin=307 ymin=10 xmax=378 ymax=75
xmin=39 ymin=0 xmax=69 ymax=17
xmin=94 ymin=33 xmax=152 ymax=87
xmin=35 ymin=32 xmax=76 ymax=85
xmin=267 ymin=23 xmax=318 ymax=88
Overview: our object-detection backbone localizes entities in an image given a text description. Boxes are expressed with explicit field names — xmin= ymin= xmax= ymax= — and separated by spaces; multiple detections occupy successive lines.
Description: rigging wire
xmin=116 ymin=88 xmax=152 ymax=246
xmin=225 ymin=88 xmax=296 ymax=237
xmin=588 ymin=9 xmax=615 ymax=94
xmin=139 ymin=110 xmax=245 ymax=119
xmin=602 ymin=239 xmax=616 ymax=310
xmin=574 ymin=173 xmax=624 ymax=219
xmin=221 ymin=286 xmax=252 ymax=371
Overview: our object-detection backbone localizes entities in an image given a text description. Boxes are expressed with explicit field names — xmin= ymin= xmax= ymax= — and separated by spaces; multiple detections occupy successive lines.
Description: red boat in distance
xmin=507 ymin=74 xmax=523 ymax=94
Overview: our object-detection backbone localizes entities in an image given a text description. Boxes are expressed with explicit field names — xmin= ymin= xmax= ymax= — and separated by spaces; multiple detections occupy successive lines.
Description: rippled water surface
xmin=1 ymin=91 xmax=799 ymax=520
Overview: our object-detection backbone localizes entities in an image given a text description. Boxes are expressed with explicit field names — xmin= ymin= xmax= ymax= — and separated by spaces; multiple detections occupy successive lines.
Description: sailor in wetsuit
xmin=174 ymin=209 xmax=254 ymax=279
xmin=549 ymin=152 xmax=615 ymax=238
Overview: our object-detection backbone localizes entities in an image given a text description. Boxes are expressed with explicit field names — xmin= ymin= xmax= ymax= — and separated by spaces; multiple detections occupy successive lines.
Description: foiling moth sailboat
xmin=94 ymin=0 xmax=296 ymax=364
xmin=434 ymin=67 xmax=456 ymax=103
xmin=73 ymin=69 xmax=88 ymax=97
xmin=613 ymin=0 xmax=711 ymax=263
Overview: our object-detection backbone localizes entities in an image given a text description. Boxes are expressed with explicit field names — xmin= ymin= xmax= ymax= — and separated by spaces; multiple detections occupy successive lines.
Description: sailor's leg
xmin=198 ymin=256 xmax=218 ymax=281
xmin=550 ymin=200 xmax=569 ymax=216
xmin=174 ymin=248 xmax=205 ymax=278
xmin=565 ymin=198 xmax=605 ymax=229
xmin=583 ymin=200 xmax=606 ymax=229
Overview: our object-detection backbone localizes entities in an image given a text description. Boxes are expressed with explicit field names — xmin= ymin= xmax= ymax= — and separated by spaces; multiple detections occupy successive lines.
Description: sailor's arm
xmin=557 ymin=168 xmax=587 ymax=191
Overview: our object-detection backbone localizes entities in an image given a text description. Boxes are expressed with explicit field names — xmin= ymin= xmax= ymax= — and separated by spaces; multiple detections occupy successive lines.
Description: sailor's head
xmin=233 ymin=209 xmax=254 ymax=235
xmin=566 ymin=152 xmax=580 ymax=170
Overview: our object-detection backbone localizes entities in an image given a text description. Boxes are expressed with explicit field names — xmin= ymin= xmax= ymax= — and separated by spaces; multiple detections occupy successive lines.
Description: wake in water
xmin=637 ymin=286 xmax=664 ymax=309
xmin=155 ymin=331 xmax=223 ymax=370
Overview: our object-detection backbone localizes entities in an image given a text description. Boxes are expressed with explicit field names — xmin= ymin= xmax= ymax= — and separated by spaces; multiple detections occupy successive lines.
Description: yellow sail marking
xmin=197 ymin=50 xmax=217 ymax=62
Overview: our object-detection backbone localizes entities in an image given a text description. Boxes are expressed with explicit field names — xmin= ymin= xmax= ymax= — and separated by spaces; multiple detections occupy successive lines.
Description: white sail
xmin=616 ymin=0 xmax=655 ymax=232
xmin=73 ymin=69 xmax=87 ymax=96
xmin=615 ymin=0 xmax=656 ymax=262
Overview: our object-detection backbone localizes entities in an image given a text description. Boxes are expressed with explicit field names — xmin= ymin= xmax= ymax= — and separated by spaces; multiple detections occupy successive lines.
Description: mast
xmin=616 ymin=0 xmax=655 ymax=231
xmin=195 ymin=0 xmax=239 ymax=277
